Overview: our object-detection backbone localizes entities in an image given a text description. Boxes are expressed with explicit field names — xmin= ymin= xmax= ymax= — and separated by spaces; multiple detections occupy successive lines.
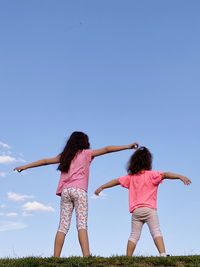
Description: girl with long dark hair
xmin=14 ymin=131 xmax=138 ymax=257
xmin=95 ymin=146 xmax=191 ymax=257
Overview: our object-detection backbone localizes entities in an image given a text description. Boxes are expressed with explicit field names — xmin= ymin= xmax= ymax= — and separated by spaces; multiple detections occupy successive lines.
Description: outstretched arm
xmin=14 ymin=155 xmax=61 ymax=172
xmin=162 ymin=172 xmax=191 ymax=185
xmin=95 ymin=179 xmax=120 ymax=195
xmin=92 ymin=142 xmax=139 ymax=158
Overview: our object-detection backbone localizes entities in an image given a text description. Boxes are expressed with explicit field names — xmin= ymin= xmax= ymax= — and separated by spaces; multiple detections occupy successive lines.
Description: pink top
xmin=56 ymin=149 xmax=93 ymax=196
xmin=118 ymin=170 xmax=163 ymax=213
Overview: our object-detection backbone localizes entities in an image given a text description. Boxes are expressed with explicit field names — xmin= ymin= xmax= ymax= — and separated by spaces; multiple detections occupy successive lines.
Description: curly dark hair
xmin=57 ymin=131 xmax=90 ymax=172
xmin=127 ymin=146 xmax=152 ymax=175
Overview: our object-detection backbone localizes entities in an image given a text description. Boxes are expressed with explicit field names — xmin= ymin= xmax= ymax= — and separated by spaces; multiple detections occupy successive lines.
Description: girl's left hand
xmin=181 ymin=176 xmax=192 ymax=185
xmin=129 ymin=142 xmax=139 ymax=149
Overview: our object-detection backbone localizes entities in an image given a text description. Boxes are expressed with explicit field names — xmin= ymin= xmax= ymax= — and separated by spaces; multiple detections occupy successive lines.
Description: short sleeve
xmin=150 ymin=171 xmax=163 ymax=185
xmin=84 ymin=149 xmax=93 ymax=163
xmin=118 ymin=175 xmax=131 ymax=189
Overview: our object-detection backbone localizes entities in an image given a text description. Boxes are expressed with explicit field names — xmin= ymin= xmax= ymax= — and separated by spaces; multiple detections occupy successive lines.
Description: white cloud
xmin=0 ymin=212 xmax=18 ymax=217
xmin=0 ymin=172 xmax=8 ymax=177
xmin=0 ymin=142 xmax=11 ymax=149
xmin=91 ymin=192 xmax=107 ymax=200
xmin=0 ymin=221 xmax=27 ymax=232
xmin=0 ymin=155 xmax=17 ymax=164
xmin=23 ymin=201 xmax=55 ymax=212
xmin=6 ymin=212 xmax=18 ymax=217
xmin=0 ymin=204 xmax=6 ymax=208
xmin=16 ymin=157 xmax=26 ymax=163
xmin=91 ymin=194 xmax=99 ymax=200
xmin=0 ymin=142 xmax=25 ymax=166
xmin=22 ymin=211 xmax=33 ymax=217
xmin=0 ymin=155 xmax=26 ymax=164
xmin=7 ymin=192 xmax=34 ymax=202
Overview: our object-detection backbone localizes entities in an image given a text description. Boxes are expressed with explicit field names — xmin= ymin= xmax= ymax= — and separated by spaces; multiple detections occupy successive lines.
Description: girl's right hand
xmin=13 ymin=166 xmax=26 ymax=173
xmin=95 ymin=187 xmax=103 ymax=196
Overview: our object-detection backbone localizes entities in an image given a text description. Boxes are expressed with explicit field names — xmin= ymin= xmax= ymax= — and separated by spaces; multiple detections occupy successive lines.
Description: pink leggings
xmin=129 ymin=207 xmax=163 ymax=244
xmin=58 ymin=187 xmax=88 ymax=234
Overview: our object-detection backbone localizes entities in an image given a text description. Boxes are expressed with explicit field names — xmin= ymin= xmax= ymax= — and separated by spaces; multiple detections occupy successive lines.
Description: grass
xmin=0 ymin=255 xmax=200 ymax=267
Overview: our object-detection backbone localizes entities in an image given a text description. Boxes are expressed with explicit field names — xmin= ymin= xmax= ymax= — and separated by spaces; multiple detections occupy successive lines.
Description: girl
xmin=14 ymin=131 xmax=138 ymax=257
xmin=95 ymin=146 xmax=191 ymax=257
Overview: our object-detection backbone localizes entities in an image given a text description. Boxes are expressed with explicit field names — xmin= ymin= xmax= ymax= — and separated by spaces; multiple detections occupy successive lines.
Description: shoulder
xmin=118 ymin=174 xmax=131 ymax=184
xmin=147 ymin=170 xmax=163 ymax=185
xmin=83 ymin=149 xmax=93 ymax=155
xmin=82 ymin=149 xmax=93 ymax=161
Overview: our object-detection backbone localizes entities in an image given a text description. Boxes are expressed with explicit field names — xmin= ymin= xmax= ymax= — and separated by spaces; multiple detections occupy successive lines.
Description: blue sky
xmin=0 ymin=0 xmax=200 ymax=258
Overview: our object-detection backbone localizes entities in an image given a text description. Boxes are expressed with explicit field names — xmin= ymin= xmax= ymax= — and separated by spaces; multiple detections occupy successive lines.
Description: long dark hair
xmin=57 ymin=131 xmax=90 ymax=172
xmin=127 ymin=146 xmax=152 ymax=175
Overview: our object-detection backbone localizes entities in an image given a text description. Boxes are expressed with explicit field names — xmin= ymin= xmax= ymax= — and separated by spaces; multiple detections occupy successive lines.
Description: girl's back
xmin=119 ymin=170 xmax=163 ymax=213
xmin=56 ymin=149 xmax=93 ymax=196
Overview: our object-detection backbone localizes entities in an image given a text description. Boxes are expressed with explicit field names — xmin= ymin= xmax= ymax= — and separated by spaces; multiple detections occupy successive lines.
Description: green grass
xmin=0 ymin=256 xmax=200 ymax=267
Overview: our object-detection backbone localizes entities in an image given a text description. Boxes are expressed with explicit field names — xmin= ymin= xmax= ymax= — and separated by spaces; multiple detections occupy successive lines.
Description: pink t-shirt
xmin=118 ymin=170 xmax=163 ymax=213
xmin=56 ymin=149 xmax=93 ymax=196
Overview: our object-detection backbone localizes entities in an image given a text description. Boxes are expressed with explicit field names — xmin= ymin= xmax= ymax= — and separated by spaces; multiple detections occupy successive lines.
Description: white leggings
xmin=58 ymin=187 xmax=88 ymax=235
xmin=129 ymin=207 xmax=163 ymax=244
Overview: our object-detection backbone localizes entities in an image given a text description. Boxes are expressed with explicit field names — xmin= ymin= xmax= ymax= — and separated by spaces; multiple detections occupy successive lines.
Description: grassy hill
xmin=0 ymin=255 xmax=200 ymax=267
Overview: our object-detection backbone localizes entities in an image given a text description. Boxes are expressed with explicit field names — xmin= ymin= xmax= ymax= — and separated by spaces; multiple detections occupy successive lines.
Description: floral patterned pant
xmin=58 ymin=187 xmax=88 ymax=234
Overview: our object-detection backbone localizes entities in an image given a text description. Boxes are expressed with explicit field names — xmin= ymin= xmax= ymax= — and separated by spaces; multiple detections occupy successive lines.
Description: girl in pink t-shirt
xmin=95 ymin=146 xmax=191 ymax=257
xmin=14 ymin=131 xmax=138 ymax=257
